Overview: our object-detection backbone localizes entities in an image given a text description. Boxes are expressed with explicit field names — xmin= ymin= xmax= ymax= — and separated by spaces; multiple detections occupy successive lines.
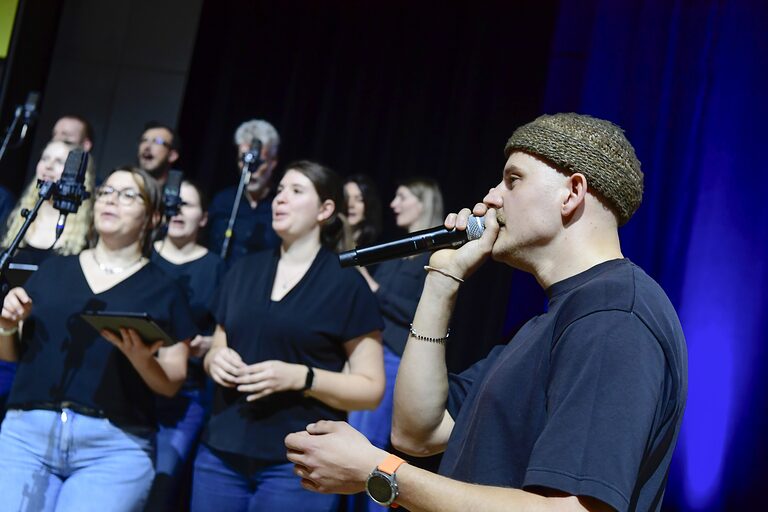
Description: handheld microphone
xmin=339 ymin=215 xmax=485 ymax=267
xmin=53 ymin=148 xmax=91 ymax=239
xmin=162 ymin=170 xmax=184 ymax=218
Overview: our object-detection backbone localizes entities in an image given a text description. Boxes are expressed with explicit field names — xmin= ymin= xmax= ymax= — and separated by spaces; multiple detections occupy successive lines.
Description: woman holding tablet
xmin=0 ymin=167 xmax=195 ymax=512
xmin=192 ymin=161 xmax=384 ymax=512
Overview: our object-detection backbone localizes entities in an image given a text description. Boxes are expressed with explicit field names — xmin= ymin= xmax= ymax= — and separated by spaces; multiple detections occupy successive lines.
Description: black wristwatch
xmin=303 ymin=365 xmax=314 ymax=391
xmin=365 ymin=454 xmax=406 ymax=507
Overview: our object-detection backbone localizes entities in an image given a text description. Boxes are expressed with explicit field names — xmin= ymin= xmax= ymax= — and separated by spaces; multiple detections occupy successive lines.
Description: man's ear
xmin=562 ymin=173 xmax=588 ymax=217
xmin=317 ymin=199 xmax=335 ymax=223
xmin=168 ymin=149 xmax=180 ymax=165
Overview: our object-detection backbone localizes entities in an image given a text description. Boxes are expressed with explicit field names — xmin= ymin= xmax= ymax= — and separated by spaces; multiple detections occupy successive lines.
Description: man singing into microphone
xmin=206 ymin=119 xmax=281 ymax=264
xmin=285 ymin=113 xmax=688 ymax=512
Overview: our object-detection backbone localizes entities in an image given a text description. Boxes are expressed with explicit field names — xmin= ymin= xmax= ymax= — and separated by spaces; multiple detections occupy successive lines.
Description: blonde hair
xmin=400 ymin=177 xmax=444 ymax=232
xmin=1 ymin=141 xmax=95 ymax=255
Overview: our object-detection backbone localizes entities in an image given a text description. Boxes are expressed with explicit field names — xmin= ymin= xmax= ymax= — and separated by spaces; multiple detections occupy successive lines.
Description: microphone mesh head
xmin=466 ymin=216 xmax=485 ymax=241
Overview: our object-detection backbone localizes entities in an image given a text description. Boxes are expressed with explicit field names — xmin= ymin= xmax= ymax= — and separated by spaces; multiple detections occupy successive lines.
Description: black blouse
xmin=204 ymin=247 xmax=383 ymax=461
xmin=8 ymin=255 xmax=197 ymax=428
xmin=151 ymin=249 xmax=227 ymax=391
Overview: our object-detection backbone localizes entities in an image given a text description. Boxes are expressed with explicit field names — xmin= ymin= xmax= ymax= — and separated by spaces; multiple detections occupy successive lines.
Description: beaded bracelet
xmin=409 ymin=324 xmax=450 ymax=344
xmin=423 ymin=265 xmax=464 ymax=284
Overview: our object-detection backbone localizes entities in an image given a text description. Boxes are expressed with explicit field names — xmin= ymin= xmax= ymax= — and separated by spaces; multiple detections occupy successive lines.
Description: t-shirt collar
xmin=545 ymin=258 xmax=629 ymax=302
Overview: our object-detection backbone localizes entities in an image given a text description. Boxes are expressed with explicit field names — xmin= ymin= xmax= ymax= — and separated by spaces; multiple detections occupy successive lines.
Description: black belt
xmin=16 ymin=401 xmax=107 ymax=419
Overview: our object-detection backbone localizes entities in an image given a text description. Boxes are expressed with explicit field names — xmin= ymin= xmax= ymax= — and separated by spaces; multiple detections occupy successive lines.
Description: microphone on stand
xmin=162 ymin=170 xmax=184 ymax=219
xmin=52 ymin=148 xmax=91 ymax=240
xmin=18 ymin=92 xmax=40 ymax=142
xmin=339 ymin=215 xmax=486 ymax=267
xmin=242 ymin=138 xmax=263 ymax=172
xmin=220 ymin=139 xmax=263 ymax=259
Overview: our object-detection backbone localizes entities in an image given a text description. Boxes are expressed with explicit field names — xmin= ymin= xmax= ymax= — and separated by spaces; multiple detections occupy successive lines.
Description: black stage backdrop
xmin=178 ymin=0 xmax=559 ymax=375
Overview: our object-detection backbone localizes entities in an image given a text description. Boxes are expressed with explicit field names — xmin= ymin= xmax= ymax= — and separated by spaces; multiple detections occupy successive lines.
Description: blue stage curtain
xmin=538 ymin=0 xmax=768 ymax=509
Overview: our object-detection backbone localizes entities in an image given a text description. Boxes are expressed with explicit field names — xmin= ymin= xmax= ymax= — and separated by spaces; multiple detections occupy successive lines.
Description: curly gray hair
xmin=234 ymin=119 xmax=280 ymax=157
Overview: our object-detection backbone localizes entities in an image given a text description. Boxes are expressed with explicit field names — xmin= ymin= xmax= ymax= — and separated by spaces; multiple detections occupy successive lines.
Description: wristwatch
xmin=365 ymin=454 xmax=406 ymax=507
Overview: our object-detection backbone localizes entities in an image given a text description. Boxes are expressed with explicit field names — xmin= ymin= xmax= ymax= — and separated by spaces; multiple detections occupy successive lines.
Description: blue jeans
xmin=346 ymin=345 xmax=401 ymax=512
xmin=144 ymin=388 xmax=207 ymax=511
xmin=0 ymin=408 xmax=155 ymax=512
xmin=191 ymin=443 xmax=339 ymax=512
xmin=0 ymin=361 xmax=17 ymax=426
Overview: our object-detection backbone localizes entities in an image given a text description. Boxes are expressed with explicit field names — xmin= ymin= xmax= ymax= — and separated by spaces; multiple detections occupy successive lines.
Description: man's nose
xmin=482 ymin=185 xmax=503 ymax=207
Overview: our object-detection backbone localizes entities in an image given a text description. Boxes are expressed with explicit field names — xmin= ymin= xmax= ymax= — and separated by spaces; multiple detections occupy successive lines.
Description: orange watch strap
xmin=377 ymin=454 xmax=406 ymax=475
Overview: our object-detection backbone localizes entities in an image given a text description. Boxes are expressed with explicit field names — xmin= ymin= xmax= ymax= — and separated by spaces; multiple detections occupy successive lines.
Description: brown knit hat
xmin=504 ymin=113 xmax=643 ymax=225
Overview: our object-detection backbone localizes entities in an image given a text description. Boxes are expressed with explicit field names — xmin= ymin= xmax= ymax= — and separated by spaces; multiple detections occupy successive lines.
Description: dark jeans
xmin=191 ymin=443 xmax=339 ymax=512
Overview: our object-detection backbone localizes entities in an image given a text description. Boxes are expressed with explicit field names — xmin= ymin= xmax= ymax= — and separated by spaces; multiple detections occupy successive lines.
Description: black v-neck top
xmin=8 ymin=255 xmax=197 ymax=428
xmin=204 ymin=247 xmax=383 ymax=461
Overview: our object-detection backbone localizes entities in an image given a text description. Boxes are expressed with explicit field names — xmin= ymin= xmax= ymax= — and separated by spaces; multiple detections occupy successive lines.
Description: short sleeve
xmin=21 ymin=254 xmax=62 ymax=299
xmin=523 ymin=310 xmax=665 ymax=512
xmin=338 ymin=271 xmax=384 ymax=342
xmin=210 ymin=257 xmax=243 ymax=327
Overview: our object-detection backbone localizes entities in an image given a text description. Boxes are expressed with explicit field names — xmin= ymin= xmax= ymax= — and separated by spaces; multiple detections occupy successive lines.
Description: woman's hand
xmin=189 ymin=334 xmax=213 ymax=358
xmin=235 ymin=360 xmax=307 ymax=401
xmin=207 ymin=346 xmax=245 ymax=388
xmin=1 ymin=287 xmax=32 ymax=330
xmin=101 ymin=327 xmax=163 ymax=367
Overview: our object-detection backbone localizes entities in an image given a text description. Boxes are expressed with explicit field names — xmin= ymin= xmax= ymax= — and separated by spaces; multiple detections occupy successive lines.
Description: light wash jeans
xmin=0 ymin=408 xmax=155 ymax=512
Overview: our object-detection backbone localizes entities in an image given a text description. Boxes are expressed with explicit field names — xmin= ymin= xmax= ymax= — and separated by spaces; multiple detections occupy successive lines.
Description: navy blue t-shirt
xmin=204 ymin=247 xmax=383 ymax=461
xmin=150 ymin=250 xmax=227 ymax=335
xmin=441 ymin=259 xmax=687 ymax=512
xmin=8 ymin=255 xmax=197 ymax=428
xmin=151 ymin=249 xmax=228 ymax=392
xmin=206 ymin=186 xmax=280 ymax=265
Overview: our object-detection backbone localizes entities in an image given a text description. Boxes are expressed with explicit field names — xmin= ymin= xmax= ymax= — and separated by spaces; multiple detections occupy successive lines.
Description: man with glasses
xmin=137 ymin=122 xmax=180 ymax=185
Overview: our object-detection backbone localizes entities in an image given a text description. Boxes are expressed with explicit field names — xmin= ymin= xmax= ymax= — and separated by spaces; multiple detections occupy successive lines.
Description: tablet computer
xmin=5 ymin=263 xmax=38 ymax=288
xmin=80 ymin=311 xmax=177 ymax=347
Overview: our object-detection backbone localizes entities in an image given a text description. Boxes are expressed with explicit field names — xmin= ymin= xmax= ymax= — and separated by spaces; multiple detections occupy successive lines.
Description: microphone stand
xmin=0 ymin=105 xmax=25 ymax=166
xmin=0 ymin=181 xmax=55 ymax=294
xmin=219 ymin=151 xmax=260 ymax=260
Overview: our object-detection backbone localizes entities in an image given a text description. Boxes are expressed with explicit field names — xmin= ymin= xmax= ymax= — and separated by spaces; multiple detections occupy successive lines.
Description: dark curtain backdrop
xmin=542 ymin=0 xmax=768 ymax=510
xmin=179 ymin=1 xmax=768 ymax=510
xmin=178 ymin=0 xmax=559 ymax=373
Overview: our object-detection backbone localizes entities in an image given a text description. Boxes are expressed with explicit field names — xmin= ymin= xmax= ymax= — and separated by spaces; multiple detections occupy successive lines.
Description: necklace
xmin=91 ymin=250 xmax=143 ymax=275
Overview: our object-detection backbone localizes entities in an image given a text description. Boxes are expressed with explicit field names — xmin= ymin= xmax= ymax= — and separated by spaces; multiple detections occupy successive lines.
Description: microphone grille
xmin=466 ymin=215 xmax=485 ymax=241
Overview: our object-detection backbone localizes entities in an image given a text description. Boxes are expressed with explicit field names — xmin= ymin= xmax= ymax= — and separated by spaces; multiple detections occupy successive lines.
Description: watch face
xmin=367 ymin=473 xmax=394 ymax=504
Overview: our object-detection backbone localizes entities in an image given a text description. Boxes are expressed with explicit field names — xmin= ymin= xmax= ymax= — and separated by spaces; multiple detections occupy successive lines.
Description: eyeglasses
xmin=95 ymin=185 xmax=144 ymax=205
xmin=140 ymin=136 xmax=171 ymax=148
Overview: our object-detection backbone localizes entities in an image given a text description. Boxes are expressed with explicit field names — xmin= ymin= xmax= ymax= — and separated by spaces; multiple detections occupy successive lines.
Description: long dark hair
xmin=284 ymin=160 xmax=345 ymax=249
xmin=345 ymin=174 xmax=382 ymax=247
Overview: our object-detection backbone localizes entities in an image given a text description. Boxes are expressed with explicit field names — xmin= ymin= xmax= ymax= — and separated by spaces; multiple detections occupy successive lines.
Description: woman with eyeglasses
xmin=145 ymin=179 xmax=227 ymax=511
xmin=0 ymin=166 xmax=196 ymax=511
xmin=191 ymin=161 xmax=384 ymax=512
xmin=0 ymin=140 xmax=95 ymax=425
